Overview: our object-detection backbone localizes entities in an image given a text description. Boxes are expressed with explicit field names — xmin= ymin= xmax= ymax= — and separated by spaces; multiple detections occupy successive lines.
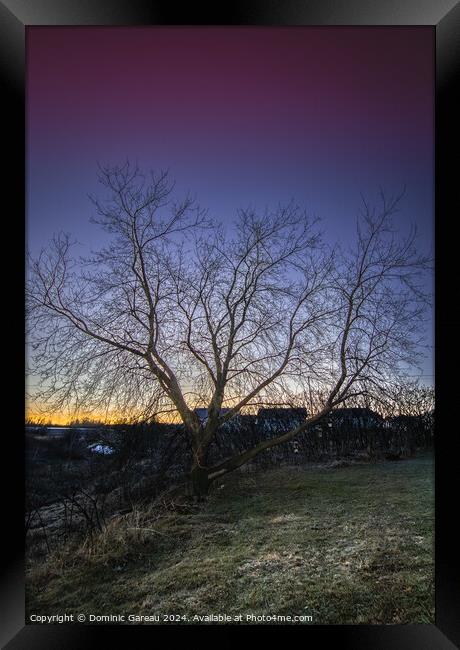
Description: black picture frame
xmin=2 ymin=1 xmax=459 ymax=648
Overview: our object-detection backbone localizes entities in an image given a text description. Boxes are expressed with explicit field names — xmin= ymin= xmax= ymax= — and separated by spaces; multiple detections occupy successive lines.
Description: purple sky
xmin=27 ymin=26 xmax=434 ymax=380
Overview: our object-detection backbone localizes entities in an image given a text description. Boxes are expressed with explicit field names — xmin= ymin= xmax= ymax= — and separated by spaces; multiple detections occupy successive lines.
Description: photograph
xmin=24 ymin=25 xmax=435 ymax=626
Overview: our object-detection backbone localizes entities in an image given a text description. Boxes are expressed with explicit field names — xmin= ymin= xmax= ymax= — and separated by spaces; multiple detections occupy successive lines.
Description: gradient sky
xmin=27 ymin=26 xmax=434 ymax=385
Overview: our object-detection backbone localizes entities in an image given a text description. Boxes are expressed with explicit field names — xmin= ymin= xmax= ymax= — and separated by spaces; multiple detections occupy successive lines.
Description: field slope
xmin=27 ymin=453 xmax=434 ymax=624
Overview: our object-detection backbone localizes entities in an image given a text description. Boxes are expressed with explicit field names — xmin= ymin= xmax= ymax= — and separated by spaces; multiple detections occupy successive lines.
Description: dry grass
xmin=26 ymin=453 xmax=434 ymax=624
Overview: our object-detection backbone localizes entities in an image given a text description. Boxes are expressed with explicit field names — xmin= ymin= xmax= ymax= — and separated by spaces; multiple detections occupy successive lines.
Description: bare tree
xmin=27 ymin=164 xmax=431 ymax=496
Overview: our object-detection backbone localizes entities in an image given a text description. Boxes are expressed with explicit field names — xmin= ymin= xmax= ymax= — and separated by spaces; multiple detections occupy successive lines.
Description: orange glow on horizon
xmin=25 ymin=396 xmax=244 ymax=426
xmin=25 ymin=407 xmax=180 ymax=426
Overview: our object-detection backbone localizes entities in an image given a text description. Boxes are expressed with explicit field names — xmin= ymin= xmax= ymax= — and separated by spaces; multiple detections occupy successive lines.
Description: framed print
xmin=2 ymin=1 xmax=459 ymax=648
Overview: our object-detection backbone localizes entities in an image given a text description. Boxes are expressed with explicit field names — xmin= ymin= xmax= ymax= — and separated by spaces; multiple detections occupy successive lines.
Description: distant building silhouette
xmin=256 ymin=407 xmax=308 ymax=433
xmin=327 ymin=407 xmax=383 ymax=430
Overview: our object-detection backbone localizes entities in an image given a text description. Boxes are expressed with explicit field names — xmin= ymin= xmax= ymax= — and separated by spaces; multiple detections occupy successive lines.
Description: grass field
xmin=27 ymin=453 xmax=434 ymax=624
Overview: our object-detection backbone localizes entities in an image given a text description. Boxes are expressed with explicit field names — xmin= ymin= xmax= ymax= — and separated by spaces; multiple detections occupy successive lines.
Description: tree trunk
xmin=189 ymin=431 xmax=212 ymax=499
xmin=190 ymin=464 xmax=210 ymax=500
xmin=188 ymin=409 xmax=331 ymax=496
